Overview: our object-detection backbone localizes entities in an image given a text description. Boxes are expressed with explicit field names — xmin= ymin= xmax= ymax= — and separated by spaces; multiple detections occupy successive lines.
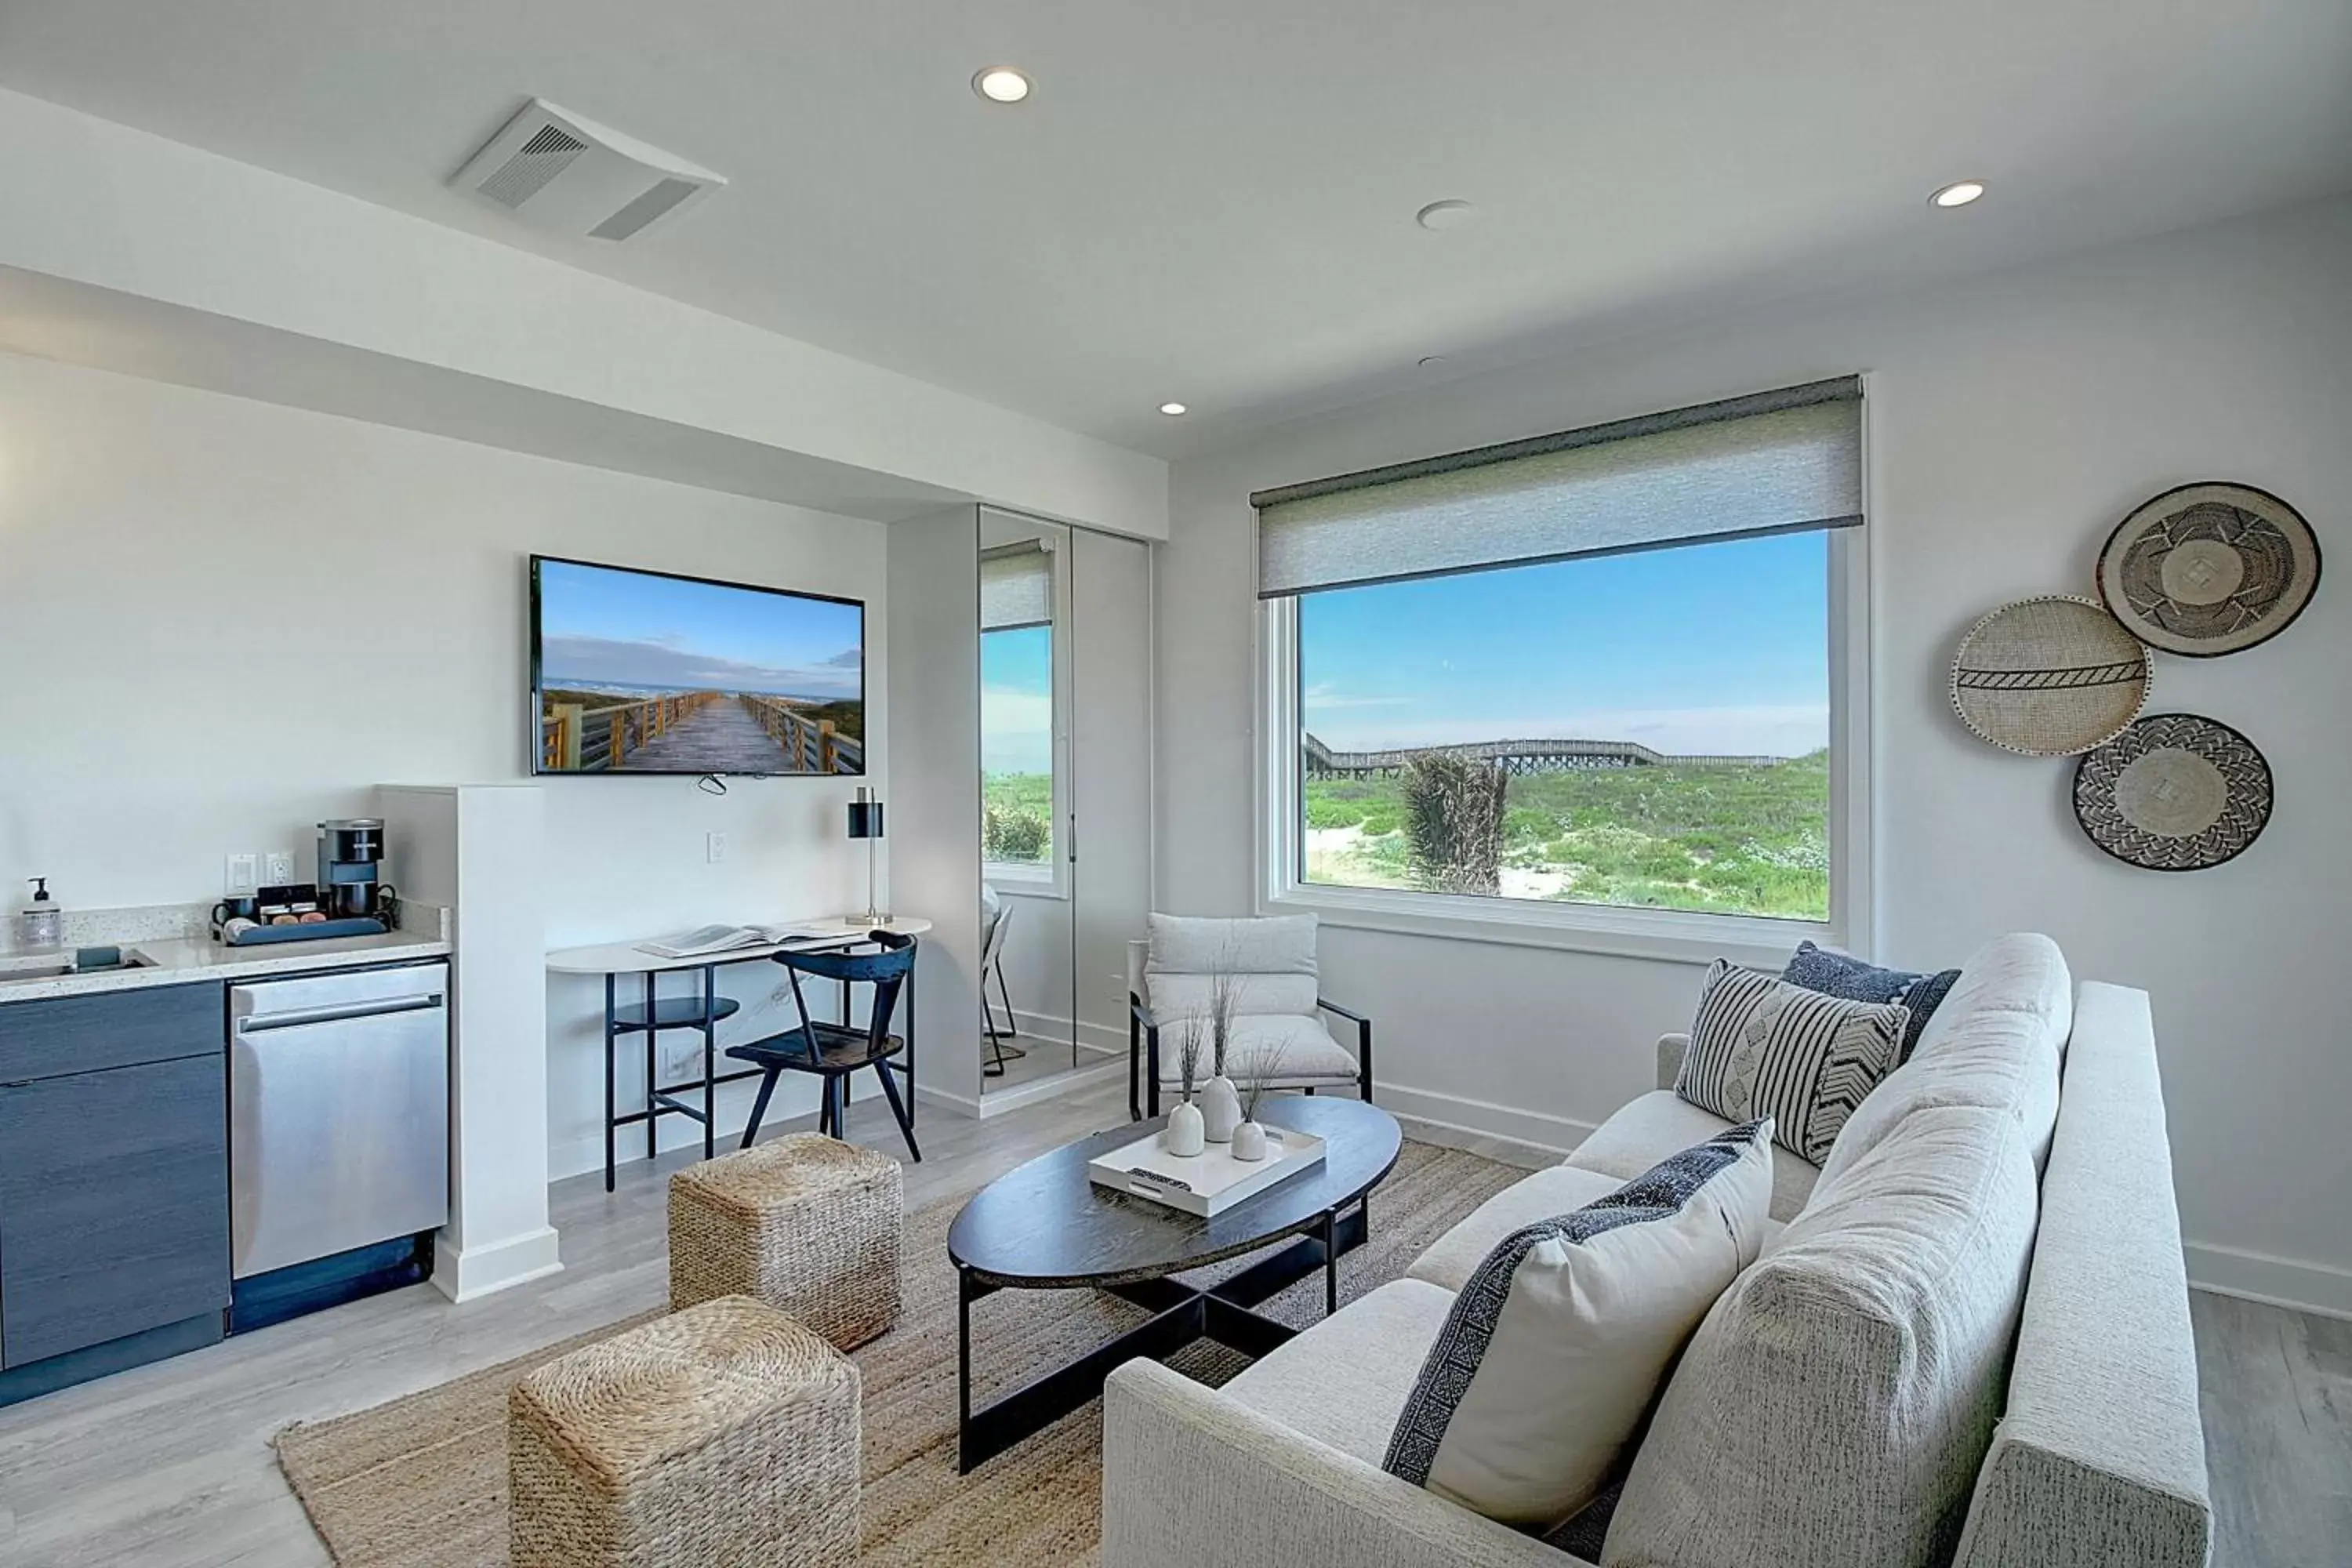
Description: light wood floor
xmin=0 ymin=1078 xmax=2339 ymax=1566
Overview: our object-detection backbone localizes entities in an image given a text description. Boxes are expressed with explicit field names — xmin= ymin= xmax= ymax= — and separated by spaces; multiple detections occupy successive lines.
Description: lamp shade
xmin=846 ymin=794 xmax=884 ymax=840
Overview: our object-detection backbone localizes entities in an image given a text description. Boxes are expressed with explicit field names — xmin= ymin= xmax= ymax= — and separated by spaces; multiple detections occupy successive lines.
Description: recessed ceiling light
xmin=1929 ymin=179 xmax=1987 ymax=209
xmin=1158 ymin=401 xmax=1189 ymax=416
xmin=972 ymin=67 xmax=1032 ymax=103
xmin=1415 ymin=198 xmax=1477 ymax=231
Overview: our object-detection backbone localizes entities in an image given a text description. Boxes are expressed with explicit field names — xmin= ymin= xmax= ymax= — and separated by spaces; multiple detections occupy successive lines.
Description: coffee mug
xmin=212 ymin=896 xmax=260 ymax=939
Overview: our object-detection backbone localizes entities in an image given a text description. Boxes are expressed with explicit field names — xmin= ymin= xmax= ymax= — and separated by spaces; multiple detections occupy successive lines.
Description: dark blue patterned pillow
xmin=1780 ymin=942 xmax=1959 ymax=1064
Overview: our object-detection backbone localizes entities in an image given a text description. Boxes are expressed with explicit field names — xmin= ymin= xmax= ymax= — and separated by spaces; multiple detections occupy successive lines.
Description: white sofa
xmin=1102 ymin=935 xmax=2212 ymax=1568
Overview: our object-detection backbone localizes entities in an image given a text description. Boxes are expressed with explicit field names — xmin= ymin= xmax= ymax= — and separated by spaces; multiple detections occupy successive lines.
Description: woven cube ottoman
xmin=509 ymin=1294 xmax=859 ymax=1568
xmin=669 ymin=1132 xmax=902 ymax=1350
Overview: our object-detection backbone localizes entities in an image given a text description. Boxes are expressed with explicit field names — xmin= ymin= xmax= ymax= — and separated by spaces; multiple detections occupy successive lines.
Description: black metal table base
xmin=597 ymin=941 xmax=919 ymax=1190
xmin=955 ymin=1201 xmax=1362 ymax=1473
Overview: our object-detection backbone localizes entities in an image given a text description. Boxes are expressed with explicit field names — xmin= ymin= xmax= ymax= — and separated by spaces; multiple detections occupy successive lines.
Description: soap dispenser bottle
xmin=17 ymin=878 xmax=63 ymax=949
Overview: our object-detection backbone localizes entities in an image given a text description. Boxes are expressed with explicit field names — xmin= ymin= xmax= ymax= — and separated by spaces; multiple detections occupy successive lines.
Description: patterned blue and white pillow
xmin=1381 ymin=1121 xmax=1775 ymax=1530
xmin=1678 ymin=959 xmax=1907 ymax=1164
xmin=1781 ymin=941 xmax=1961 ymax=1065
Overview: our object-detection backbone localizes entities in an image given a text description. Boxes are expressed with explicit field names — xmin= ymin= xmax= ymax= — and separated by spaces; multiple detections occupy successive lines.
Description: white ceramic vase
xmin=1162 ymin=1099 xmax=1206 ymax=1156
xmin=1199 ymin=1075 xmax=1242 ymax=1143
xmin=1231 ymin=1120 xmax=1269 ymax=1162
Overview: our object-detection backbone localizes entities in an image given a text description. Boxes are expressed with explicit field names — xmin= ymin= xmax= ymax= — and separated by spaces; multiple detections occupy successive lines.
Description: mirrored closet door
xmin=977 ymin=507 xmax=1151 ymax=1096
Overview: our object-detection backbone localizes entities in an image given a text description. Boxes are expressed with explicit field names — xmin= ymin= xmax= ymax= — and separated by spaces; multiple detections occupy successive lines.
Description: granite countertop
xmin=0 ymin=928 xmax=452 ymax=1003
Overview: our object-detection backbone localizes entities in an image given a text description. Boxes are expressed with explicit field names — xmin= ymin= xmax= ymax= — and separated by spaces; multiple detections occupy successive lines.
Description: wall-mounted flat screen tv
xmin=531 ymin=555 xmax=866 ymax=776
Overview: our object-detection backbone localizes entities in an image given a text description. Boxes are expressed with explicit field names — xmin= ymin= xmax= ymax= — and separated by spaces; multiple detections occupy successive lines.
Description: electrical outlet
xmin=263 ymin=849 xmax=296 ymax=885
xmin=226 ymin=853 xmax=258 ymax=893
xmin=706 ymin=831 xmax=728 ymax=864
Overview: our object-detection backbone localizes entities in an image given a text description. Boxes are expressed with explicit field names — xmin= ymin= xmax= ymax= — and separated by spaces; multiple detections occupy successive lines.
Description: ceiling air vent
xmin=451 ymin=100 xmax=724 ymax=241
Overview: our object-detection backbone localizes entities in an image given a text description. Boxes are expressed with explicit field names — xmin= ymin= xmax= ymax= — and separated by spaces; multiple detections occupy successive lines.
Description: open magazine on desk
xmin=635 ymin=921 xmax=858 ymax=960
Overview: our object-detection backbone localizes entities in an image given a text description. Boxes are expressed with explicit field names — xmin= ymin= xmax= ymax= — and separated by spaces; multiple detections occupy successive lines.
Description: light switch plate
xmin=227 ymin=853 xmax=259 ymax=892
xmin=706 ymin=832 xmax=728 ymax=864
xmin=263 ymin=849 xmax=296 ymax=884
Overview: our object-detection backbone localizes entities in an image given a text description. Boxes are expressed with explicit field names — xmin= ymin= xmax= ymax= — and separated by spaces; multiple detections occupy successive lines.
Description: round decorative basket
xmin=2073 ymin=713 xmax=2273 ymax=872
xmin=1950 ymin=595 xmax=2154 ymax=757
xmin=2096 ymin=482 xmax=2320 ymax=657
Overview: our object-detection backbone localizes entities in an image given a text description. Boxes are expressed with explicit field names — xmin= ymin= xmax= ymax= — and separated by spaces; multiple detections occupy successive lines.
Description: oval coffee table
xmin=946 ymin=1094 xmax=1402 ymax=1472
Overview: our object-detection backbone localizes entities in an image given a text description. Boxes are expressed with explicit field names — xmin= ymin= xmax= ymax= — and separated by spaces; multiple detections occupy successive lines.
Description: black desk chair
xmin=728 ymin=931 xmax=920 ymax=1161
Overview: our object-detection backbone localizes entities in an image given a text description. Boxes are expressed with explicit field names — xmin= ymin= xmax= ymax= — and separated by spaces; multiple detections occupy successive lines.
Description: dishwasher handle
xmin=234 ymin=993 xmax=445 ymax=1034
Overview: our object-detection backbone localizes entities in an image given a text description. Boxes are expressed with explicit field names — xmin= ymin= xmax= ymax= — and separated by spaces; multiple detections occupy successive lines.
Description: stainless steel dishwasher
xmin=229 ymin=961 xmax=449 ymax=1280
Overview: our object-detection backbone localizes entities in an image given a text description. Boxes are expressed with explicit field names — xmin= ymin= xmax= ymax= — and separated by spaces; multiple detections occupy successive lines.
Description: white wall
xmin=0 ymin=350 xmax=890 ymax=1181
xmin=0 ymin=87 xmax=1169 ymax=537
xmin=1156 ymin=195 xmax=2352 ymax=1315
xmin=887 ymin=506 xmax=985 ymax=1114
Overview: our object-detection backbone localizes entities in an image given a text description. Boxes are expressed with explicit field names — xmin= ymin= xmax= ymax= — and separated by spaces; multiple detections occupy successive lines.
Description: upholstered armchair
xmin=1127 ymin=913 xmax=1372 ymax=1120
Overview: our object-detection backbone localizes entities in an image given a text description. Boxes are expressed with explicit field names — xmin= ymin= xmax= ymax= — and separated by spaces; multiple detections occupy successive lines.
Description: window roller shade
xmin=980 ymin=543 xmax=1054 ymax=631
xmin=1254 ymin=378 xmax=1862 ymax=599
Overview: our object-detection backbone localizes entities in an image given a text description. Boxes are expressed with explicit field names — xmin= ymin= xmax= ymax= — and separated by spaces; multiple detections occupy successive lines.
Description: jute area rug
xmin=274 ymin=1139 xmax=1523 ymax=1567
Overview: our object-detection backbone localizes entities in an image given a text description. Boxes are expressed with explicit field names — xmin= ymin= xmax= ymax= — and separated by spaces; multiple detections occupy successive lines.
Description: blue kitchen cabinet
xmin=0 ymin=982 xmax=230 ymax=1402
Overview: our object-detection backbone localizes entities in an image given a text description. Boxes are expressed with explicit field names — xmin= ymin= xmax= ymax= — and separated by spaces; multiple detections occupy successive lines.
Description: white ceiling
xmin=2 ymin=0 xmax=2348 ymax=460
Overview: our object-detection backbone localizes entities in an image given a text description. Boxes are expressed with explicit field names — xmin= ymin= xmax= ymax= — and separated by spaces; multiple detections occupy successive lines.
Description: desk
xmin=548 ymin=917 xmax=934 ymax=1190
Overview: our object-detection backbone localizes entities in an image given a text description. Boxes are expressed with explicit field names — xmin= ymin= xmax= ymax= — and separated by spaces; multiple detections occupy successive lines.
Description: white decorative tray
xmin=1087 ymin=1125 xmax=1327 ymax=1217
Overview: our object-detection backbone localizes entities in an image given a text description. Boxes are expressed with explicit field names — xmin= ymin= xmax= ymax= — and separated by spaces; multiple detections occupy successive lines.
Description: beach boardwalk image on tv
xmin=535 ymin=558 xmax=865 ymax=775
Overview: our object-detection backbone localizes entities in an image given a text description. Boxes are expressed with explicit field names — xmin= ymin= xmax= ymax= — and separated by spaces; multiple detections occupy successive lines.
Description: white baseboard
xmin=914 ymin=1082 xmax=985 ymax=1118
xmin=2186 ymin=1242 xmax=2352 ymax=1322
xmin=971 ymin=1055 xmax=1128 ymax=1118
xmin=432 ymin=1225 xmax=564 ymax=1303
xmin=1374 ymin=1081 xmax=1598 ymax=1158
xmin=994 ymin=1006 xmax=1127 ymax=1055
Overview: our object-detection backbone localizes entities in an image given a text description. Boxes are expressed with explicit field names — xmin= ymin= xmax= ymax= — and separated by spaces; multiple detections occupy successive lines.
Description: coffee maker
xmin=317 ymin=818 xmax=396 ymax=924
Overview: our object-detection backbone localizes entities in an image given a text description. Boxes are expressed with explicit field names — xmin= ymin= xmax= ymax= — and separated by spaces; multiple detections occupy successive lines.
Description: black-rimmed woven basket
xmin=2073 ymin=713 xmax=2273 ymax=871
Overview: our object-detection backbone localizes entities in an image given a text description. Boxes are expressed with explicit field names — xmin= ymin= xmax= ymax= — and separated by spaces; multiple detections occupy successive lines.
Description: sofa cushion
xmin=1222 ymin=1277 xmax=1456 ymax=1466
xmin=1385 ymin=1122 xmax=1774 ymax=1531
xmin=1816 ymin=933 xmax=2071 ymax=1194
xmin=1151 ymin=1014 xmax=1359 ymax=1086
xmin=1603 ymin=1103 xmax=2041 ymax=1568
xmin=1569 ymin=1090 xmax=1819 ymax=1222
xmin=1678 ymin=959 xmax=1908 ymax=1164
xmin=1145 ymin=913 xmax=1320 ymax=1019
xmin=1407 ymin=1165 xmax=1628 ymax=1293
xmin=1781 ymin=941 xmax=1961 ymax=1064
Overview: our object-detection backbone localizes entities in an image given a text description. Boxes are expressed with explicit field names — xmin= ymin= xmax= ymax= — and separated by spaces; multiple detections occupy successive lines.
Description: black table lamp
xmin=847 ymin=786 xmax=887 ymax=926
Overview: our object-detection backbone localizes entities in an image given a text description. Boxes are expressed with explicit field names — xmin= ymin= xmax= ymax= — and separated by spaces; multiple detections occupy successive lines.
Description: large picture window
xmin=1257 ymin=379 xmax=1868 ymax=958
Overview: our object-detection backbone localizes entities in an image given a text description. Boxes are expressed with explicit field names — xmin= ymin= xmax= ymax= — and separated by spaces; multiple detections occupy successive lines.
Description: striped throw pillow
xmin=1677 ymin=960 xmax=1907 ymax=1165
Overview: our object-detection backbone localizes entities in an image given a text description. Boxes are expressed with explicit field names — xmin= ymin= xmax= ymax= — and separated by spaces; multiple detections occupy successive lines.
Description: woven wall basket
xmin=1951 ymin=595 xmax=2154 ymax=757
xmin=2096 ymin=481 xmax=2321 ymax=657
xmin=2074 ymin=713 xmax=2273 ymax=871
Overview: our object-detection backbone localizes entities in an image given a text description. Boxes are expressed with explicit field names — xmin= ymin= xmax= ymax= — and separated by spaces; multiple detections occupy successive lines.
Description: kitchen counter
xmin=0 ymin=928 xmax=452 ymax=1003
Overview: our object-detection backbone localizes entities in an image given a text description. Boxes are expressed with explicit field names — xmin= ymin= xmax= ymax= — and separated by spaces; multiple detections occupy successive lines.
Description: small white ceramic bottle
xmin=1162 ymin=1098 xmax=1206 ymax=1157
xmin=1199 ymin=1074 xmax=1242 ymax=1143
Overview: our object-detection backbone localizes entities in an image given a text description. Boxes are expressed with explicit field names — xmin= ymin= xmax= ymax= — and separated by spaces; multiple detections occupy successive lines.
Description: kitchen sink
xmin=0 ymin=952 xmax=157 ymax=980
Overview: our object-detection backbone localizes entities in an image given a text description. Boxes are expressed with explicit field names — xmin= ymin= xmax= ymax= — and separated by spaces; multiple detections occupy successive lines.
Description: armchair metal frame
xmin=1128 ymin=993 xmax=1372 ymax=1122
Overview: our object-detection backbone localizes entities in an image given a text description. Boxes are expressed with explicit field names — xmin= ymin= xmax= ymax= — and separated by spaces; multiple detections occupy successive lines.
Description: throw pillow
xmin=1780 ymin=940 xmax=1961 ymax=1064
xmin=1677 ymin=960 xmax=1907 ymax=1164
xmin=1381 ymin=1120 xmax=1775 ymax=1530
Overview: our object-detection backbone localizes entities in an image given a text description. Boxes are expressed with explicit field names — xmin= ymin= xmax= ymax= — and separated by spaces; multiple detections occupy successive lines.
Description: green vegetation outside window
xmin=982 ymin=624 xmax=1054 ymax=869
xmin=1295 ymin=532 xmax=1832 ymax=922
